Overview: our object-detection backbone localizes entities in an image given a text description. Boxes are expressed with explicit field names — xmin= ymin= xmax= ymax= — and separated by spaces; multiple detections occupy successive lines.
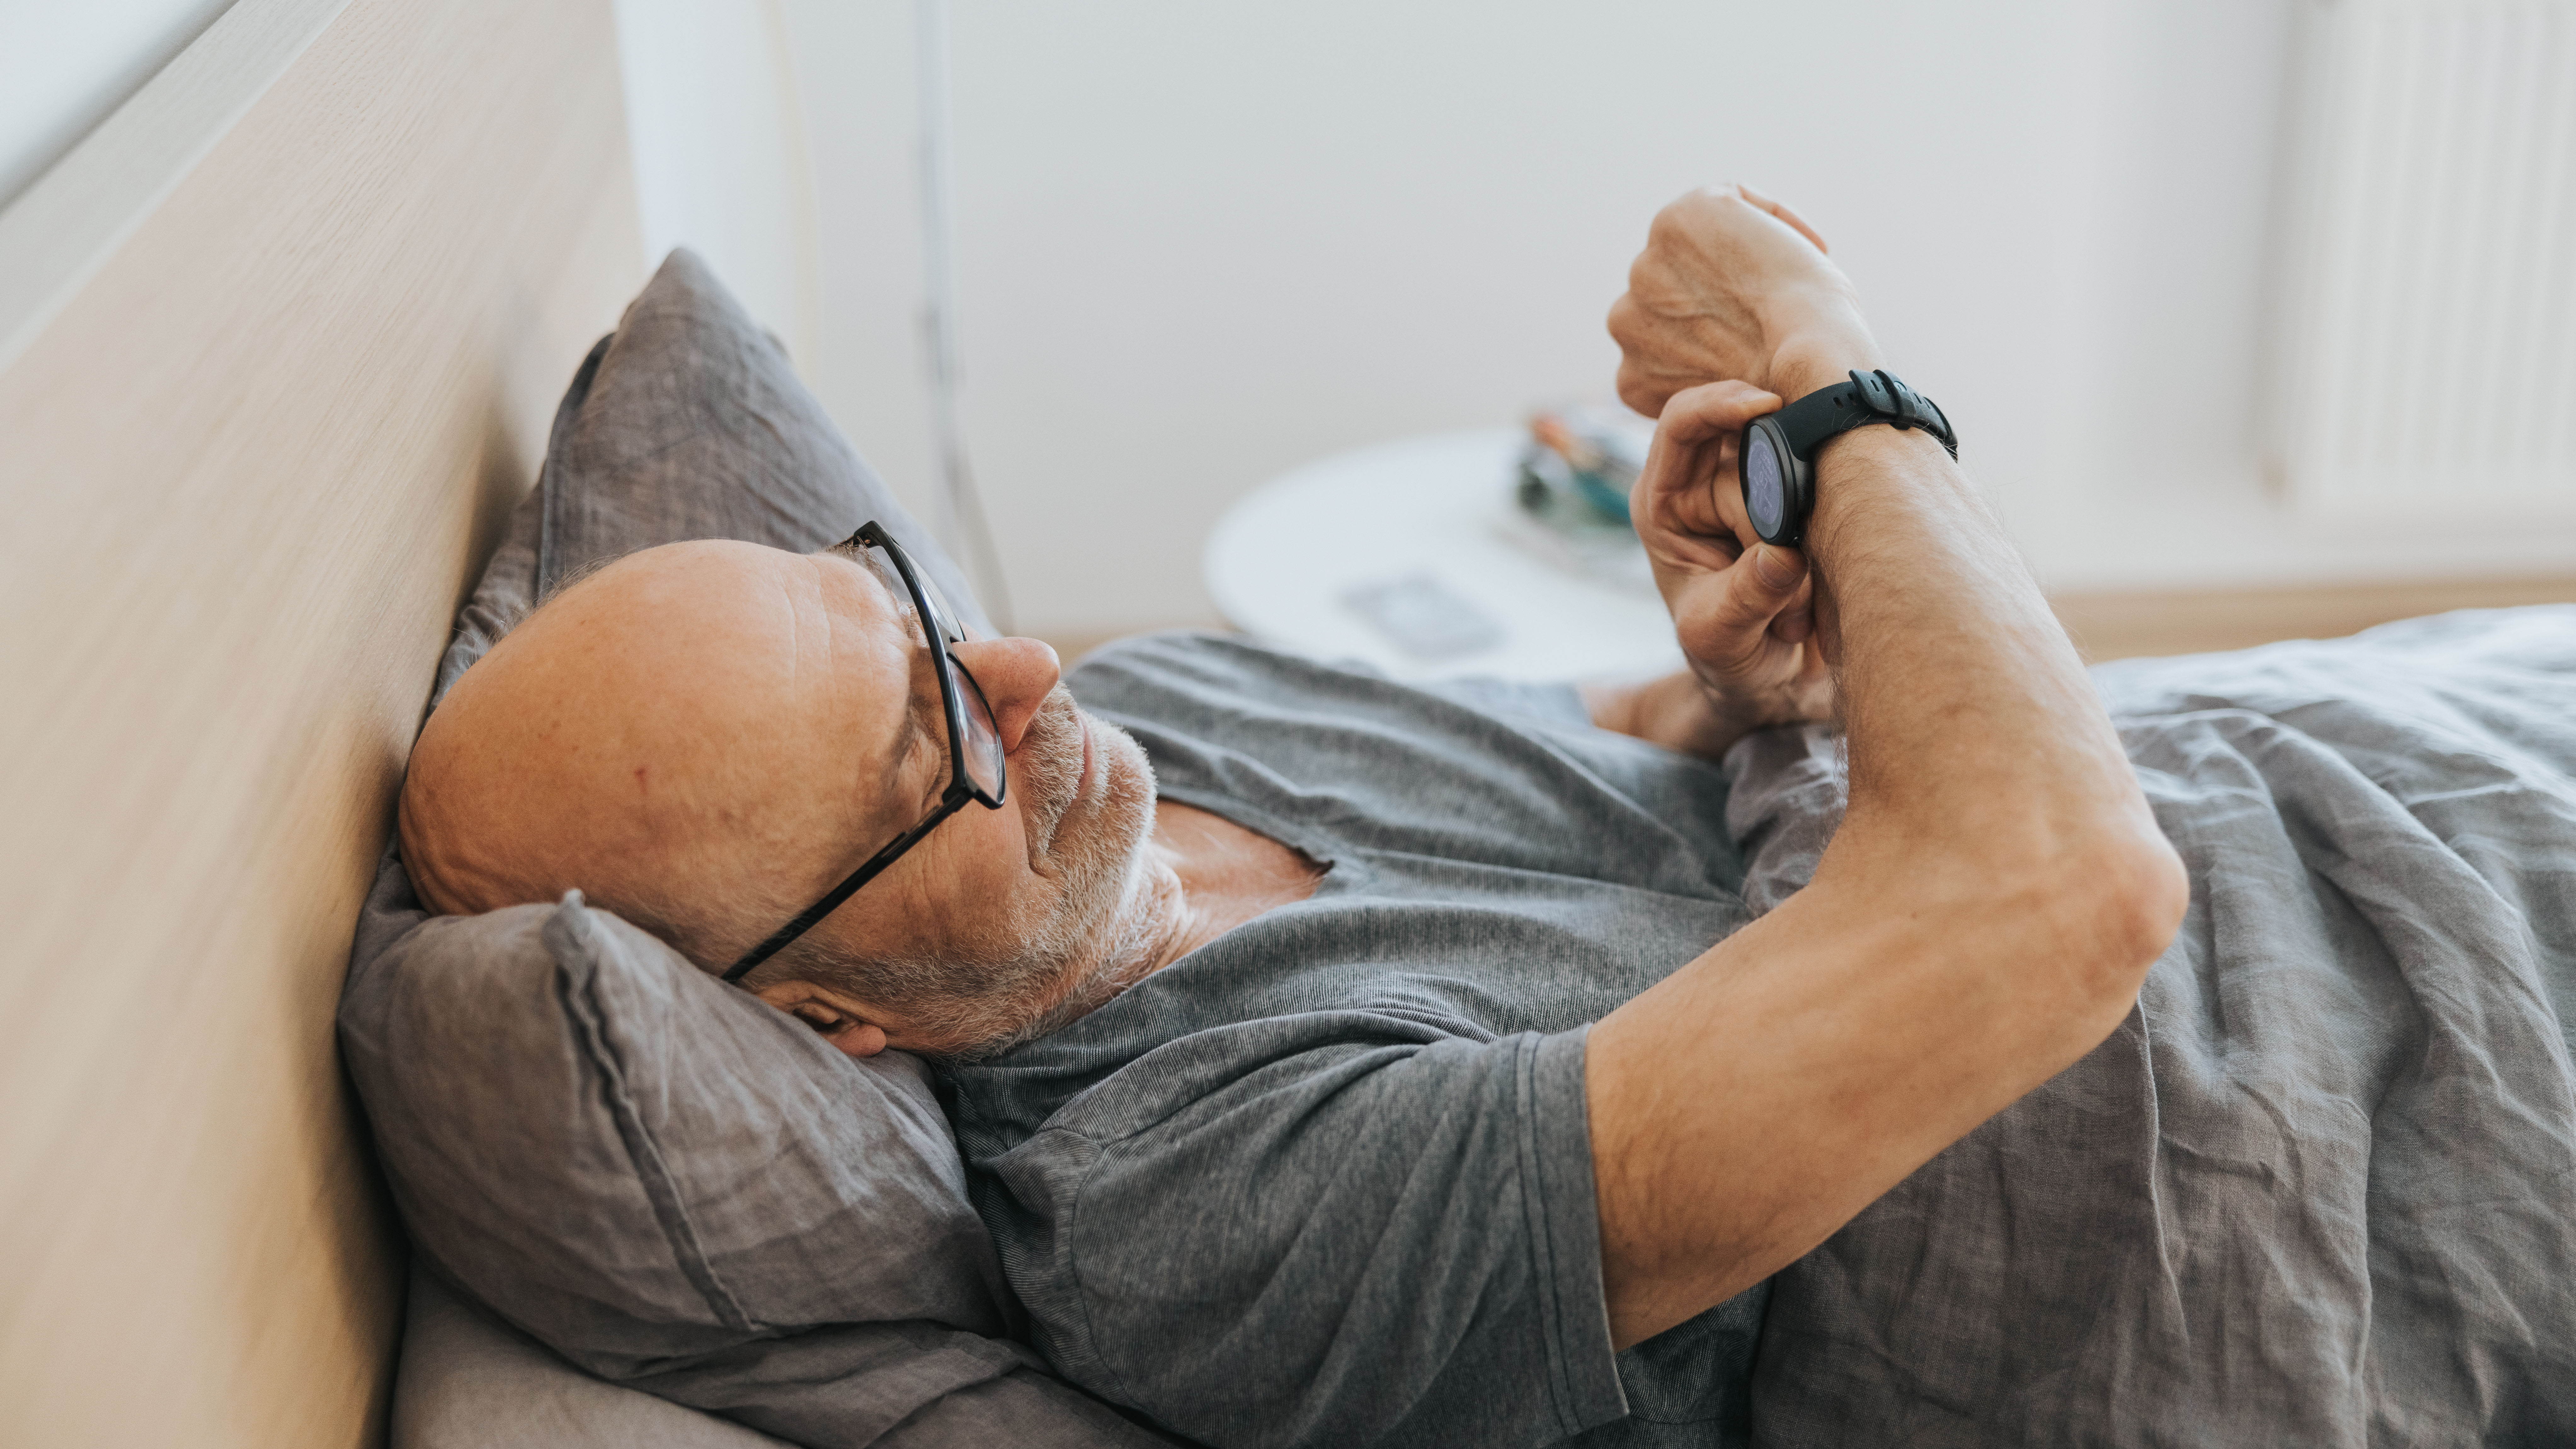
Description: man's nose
xmin=949 ymin=636 xmax=1061 ymax=753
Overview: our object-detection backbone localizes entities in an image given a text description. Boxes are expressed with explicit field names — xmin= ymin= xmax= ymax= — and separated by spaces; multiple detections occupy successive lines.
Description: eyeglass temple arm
xmin=720 ymin=799 xmax=962 ymax=983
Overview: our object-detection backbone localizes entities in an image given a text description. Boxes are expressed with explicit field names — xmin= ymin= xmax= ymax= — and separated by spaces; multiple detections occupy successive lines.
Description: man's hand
xmin=1586 ymin=379 xmax=1836 ymax=758
xmin=1608 ymin=185 xmax=1875 ymax=416
xmin=1634 ymin=379 xmax=1835 ymax=726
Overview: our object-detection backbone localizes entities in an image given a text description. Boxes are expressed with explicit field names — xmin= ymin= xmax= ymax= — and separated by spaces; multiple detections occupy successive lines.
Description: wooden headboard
xmin=0 ymin=0 xmax=643 ymax=1443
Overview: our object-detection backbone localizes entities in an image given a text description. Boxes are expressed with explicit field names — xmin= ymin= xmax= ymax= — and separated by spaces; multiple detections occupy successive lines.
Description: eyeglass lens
xmin=869 ymin=543 xmax=1006 ymax=802
xmin=954 ymin=664 xmax=1006 ymax=800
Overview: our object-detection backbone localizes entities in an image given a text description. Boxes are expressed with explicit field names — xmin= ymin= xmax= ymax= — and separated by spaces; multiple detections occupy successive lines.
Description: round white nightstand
xmin=1204 ymin=428 xmax=1683 ymax=683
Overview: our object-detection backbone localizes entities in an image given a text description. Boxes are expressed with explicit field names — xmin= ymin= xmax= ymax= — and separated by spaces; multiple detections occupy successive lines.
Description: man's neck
xmin=1017 ymin=799 xmax=1324 ymax=1047
xmin=1139 ymin=799 xmax=1325 ymax=971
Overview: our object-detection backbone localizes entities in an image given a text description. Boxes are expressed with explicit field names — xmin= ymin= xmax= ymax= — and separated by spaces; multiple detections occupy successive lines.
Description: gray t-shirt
xmin=940 ymin=632 xmax=1771 ymax=1449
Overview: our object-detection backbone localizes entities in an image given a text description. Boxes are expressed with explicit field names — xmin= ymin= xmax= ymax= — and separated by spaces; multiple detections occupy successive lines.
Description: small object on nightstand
xmin=1504 ymin=405 xmax=1657 ymax=596
xmin=1342 ymin=574 xmax=1507 ymax=659
xmin=1519 ymin=410 xmax=1641 ymax=526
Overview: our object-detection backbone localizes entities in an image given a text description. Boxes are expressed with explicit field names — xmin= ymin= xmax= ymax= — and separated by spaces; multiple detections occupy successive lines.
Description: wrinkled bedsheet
xmin=1723 ymin=605 xmax=2576 ymax=1447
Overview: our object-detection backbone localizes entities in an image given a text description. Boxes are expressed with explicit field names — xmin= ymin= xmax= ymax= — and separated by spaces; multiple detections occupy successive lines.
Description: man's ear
xmin=816 ymin=1018 xmax=890 ymax=1058
xmin=753 ymin=980 xmax=891 ymax=1058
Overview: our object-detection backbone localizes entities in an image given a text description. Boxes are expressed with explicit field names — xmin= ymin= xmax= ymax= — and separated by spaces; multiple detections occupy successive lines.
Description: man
xmin=399 ymin=186 xmax=2188 ymax=1446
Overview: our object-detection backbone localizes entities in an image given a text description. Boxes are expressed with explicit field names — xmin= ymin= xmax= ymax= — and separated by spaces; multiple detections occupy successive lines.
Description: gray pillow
xmin=435 ymin=248 xmax=985 ymax=712
xmin=526 ymin=250 xmax=987 ymax=641
xmin=341 ymin=251 xmax=1171 ymax=1447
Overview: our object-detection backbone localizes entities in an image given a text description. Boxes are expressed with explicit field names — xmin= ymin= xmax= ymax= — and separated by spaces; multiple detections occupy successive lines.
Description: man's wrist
xmin=1765 ymin=335 xmax=1883 ymax=402
xmin=1801 ymin=424 xmax=1979 ymax=572
xmin=1761 ymin=350 xmax=1966 ymax=550
xmin=1664 ymin=668 xmax=1778 ymax=759
xmin=1586 ymin=672 xmax=1765 ymax=761
xmin=1758 ymin=293 xmax=1880 ymax=399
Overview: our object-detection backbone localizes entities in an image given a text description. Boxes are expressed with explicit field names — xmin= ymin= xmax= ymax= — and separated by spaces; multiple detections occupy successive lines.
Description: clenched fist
xmin=1608 ymin=185 xmax=1878 ymax=417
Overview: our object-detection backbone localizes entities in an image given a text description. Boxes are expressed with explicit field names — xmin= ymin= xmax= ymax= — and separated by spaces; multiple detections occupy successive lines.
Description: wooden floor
xmin=2048 ymin=575 xmax=2576 ymax=662
xmin=1052 ymin=575 xmax=2576 ymax=673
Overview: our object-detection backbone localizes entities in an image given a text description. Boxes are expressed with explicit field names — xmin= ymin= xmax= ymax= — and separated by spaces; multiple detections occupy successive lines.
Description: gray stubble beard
xmin=893 ymin=690 xmax=1168 ymax=1059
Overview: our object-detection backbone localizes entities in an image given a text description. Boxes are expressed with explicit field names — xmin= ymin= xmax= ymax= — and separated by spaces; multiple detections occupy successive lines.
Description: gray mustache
xmin=1017 ymin=687 xmax=1088 ymax=855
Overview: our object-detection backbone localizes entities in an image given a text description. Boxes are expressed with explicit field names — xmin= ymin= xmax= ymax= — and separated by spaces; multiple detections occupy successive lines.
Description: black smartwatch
xmin=1740 ymin=368 xmax=1957 ymax=547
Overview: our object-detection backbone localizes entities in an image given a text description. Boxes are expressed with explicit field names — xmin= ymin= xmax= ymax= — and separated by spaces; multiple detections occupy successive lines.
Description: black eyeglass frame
xmin=721 ymin=522 xmax=1006 ymax=983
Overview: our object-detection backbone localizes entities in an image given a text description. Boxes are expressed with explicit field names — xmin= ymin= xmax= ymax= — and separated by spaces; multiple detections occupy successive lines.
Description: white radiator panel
xmin=2268 ymin=0 xmax=2576 ymax=524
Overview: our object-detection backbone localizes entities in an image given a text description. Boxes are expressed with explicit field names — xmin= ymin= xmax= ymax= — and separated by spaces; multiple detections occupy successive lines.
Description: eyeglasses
xmin=721 ymin=522 xmax=1007 ymax=983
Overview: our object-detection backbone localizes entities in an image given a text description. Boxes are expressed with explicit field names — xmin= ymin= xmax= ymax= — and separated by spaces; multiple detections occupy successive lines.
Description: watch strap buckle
xmin=1848 ymin=368 xmax=1958 ymax=459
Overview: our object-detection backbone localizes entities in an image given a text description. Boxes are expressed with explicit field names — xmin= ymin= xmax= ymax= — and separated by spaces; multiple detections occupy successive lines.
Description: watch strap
xmin=1774 ymin=368 xmax=1958 ymax=460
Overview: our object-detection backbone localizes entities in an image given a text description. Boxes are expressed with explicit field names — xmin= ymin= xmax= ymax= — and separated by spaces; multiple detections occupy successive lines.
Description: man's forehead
xmin=800 ymin=544 xmax=937 ymax=799
xmin=534 ymin=539 xmax=924 ymax=756
xmin=806 ymin=542 xmax=927 ymax=666
xmin=809 ymin=536 xmax=913 ymax=619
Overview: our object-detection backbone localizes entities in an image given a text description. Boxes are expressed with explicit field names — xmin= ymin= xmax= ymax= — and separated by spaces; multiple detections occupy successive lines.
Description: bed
xmin=352 ymin=299 xmax=2576 ymax=1444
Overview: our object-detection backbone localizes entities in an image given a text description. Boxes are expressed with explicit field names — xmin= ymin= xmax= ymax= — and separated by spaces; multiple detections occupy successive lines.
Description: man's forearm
xmin=1791 ymin=374 xmax=2147 ymax=858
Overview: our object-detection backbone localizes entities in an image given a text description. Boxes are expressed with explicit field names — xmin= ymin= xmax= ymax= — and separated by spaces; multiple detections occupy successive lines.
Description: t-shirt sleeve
xmin=971 ymin=1023 xmax=1627 ymax=1449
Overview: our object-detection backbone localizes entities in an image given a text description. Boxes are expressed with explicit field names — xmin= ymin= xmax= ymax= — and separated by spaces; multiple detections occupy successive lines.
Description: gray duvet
xmin=1724 ymin=605 xmax=2576 ymax=1446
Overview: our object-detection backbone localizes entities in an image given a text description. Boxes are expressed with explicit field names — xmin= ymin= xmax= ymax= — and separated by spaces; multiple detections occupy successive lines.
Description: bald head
xmin=400 ymin=539 xmax=912 ymax=962
xmin=400 ymin=535 xmax=1167 ymax=1055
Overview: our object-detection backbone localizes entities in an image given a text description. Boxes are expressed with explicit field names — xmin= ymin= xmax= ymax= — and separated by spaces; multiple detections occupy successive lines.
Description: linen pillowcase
xmin=340 ymin=251 xmax=1168 ymax=1447
xmin=342 ymin=876 xmax=1165 ymax=1448
xmin=523 ymin=249 xmax=986 ymax=634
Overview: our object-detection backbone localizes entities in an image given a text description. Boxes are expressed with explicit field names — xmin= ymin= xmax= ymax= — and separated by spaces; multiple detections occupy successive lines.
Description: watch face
xmin=1744 ymin=426 xmax=1786 ymax=539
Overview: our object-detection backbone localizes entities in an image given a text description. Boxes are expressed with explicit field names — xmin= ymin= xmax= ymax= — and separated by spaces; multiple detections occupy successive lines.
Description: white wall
xmin=744 ymin=0 xmax=2576 ymax=638
xmin=0 ymin=0 xmax=239 ymax=206
xmin=2014 ymin=0 xmax=2576 ymax=592
xmin=775 ymin=0 xmax=942 ymax=564
xmin=613 ymin=0 xmax=816 ymax=365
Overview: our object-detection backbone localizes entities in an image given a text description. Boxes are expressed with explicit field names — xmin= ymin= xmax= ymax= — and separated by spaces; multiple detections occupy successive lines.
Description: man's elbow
xmin=2057 ymin=824 xmax=2189 ymax=1010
